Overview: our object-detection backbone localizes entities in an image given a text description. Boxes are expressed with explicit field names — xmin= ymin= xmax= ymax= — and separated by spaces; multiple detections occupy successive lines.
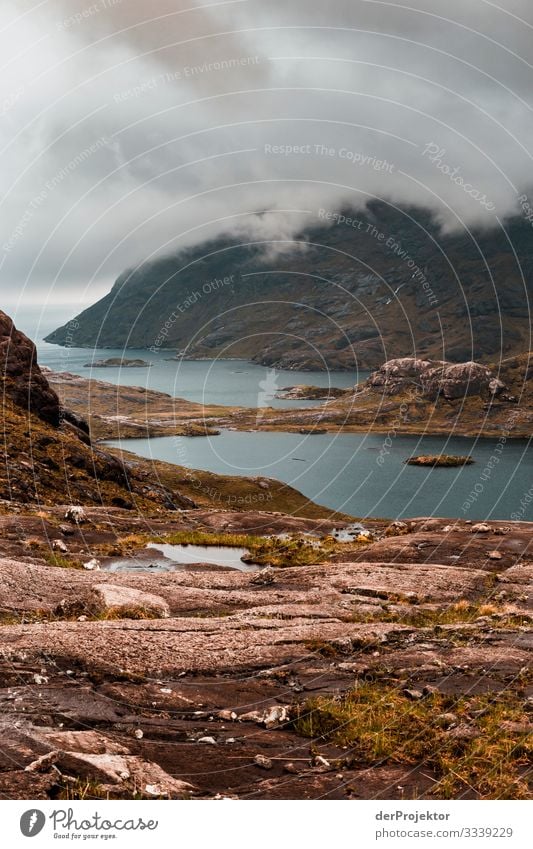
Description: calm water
xmin=106 ymin=430 xmax=532 ymax=521
xmin=17 ymin=305 xmax=363 ymax=409
xmin=38 ymin=346 xmax=361 ymax=409
xmin=13 ymin=305 xmax=533 ymax=521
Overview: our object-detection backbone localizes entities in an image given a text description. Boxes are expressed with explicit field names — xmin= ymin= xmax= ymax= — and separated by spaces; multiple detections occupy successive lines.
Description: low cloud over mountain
xmin=3 ymin=0 xmax=533 ymax=304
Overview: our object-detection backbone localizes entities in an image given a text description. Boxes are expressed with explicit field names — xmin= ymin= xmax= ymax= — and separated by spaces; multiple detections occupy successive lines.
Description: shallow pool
xmin=103 ymin=543 xmax=257 ymax=573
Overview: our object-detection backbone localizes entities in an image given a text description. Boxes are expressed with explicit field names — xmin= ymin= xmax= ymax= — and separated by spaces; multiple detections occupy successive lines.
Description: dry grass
xmin=163 ymin=529 xmax=261 ymax=548
xmin=293 ymin=683 xmax=533 ymax=799
xmin=367 ymin=599 xmax=531 ymax=629
xmin=42 ymin=551 xmax=84 ymax=569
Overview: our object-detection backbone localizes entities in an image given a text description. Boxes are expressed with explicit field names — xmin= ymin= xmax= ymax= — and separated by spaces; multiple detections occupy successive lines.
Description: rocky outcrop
xmin=0 ymin=310 xmax=61 ymax=425
xmin=44 ymin=204 xmax=533 ymax=370
xmin=366 ymin=357 xmax=506 ymax=400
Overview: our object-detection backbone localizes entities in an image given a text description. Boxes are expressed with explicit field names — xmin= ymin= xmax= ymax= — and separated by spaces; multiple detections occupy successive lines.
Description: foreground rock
xmin=0 ymin=510 xmax=530 ymax=800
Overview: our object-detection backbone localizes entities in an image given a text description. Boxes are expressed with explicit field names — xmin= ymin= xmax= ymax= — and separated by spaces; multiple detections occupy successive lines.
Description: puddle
xmin=147 ymin=543 xmax=256 ymax=571
xmin=103 ymin=543 xmax=257 ymax=573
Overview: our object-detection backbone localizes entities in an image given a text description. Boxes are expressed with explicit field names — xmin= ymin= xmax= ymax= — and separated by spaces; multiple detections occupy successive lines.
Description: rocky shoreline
xmin=1 ymin=310 xmax=532 ymax=800
xmin=46 ymin=353 xmax=533 ymax=443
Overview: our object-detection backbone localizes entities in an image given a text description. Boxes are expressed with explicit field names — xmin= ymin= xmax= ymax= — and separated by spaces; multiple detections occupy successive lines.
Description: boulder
xmin=367 ymin=357 xmax=506 ymax=401
xmin=90 ymin=584 xmax=170 ymax=618
xmin=56 ymin=752 xmax=194 ymax=797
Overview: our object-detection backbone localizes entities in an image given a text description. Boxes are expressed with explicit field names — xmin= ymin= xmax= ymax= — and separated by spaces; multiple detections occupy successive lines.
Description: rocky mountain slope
xmin=0 ymin=311 xmax=331 ymax=516
xmin=46 ymin=203 xmax=533 ymax=369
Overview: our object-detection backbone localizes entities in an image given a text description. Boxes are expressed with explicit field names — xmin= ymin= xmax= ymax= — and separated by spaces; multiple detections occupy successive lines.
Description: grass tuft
xmin=293 ymin=683 xmax=532 ymax=799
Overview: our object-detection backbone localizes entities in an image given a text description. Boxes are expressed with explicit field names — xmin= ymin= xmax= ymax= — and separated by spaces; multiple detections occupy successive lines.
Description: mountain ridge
xmin=45 ymin=202 xmax=533 ymax=370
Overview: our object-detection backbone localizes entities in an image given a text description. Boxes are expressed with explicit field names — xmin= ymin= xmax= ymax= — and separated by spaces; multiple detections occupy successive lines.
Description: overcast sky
xmin=2 ymin=0 xmax=533 ymax=309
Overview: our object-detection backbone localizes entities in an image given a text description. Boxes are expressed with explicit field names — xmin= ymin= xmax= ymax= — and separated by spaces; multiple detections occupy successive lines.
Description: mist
xmin=2 ymin=0 xmax=533 ymax=307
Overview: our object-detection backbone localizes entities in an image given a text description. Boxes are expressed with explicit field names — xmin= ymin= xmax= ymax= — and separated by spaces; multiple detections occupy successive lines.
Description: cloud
xmin=2 ymin=0 xmax=533 ymax=304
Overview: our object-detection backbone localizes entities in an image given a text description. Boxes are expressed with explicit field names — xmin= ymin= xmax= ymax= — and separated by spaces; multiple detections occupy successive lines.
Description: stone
xmin=254 ymin=754 xmax=273 ymax=770
xmin=0 ymin=311 xmax=61 ymax=426
xmin=284 ymin=762 xmax=299 ymax=774
xmin=471 ymin=523 xmax=491 ymax=533
xmin=447 ymin=724 xmax=481 ymax=741
xmin=487 ymin=550 xmax=503 ymax=560
xmin=57 ymin=752 xmax=194 ymax=797
xmin=83 ymin=559 xmax=101 ymax=571
xmin=500 ymin=721 xmax=533 ymax=734
xmin=435 ymin=713 xmax=458 ymax=728
xmin=52 ymin=539 xmax=68 ymax=553
xmin=24 ymin=751 xmax=60 ymax=773
xmin=250 ymin=567 xmax=276 ymax=586
xmin=65 ymin=506 xmax=87 ymax=524
xmin=198 ymin=737 xmax=217 ymax=745
xmin=217 ymin=710 xmax=238 ymax=721
xmin=40 ymin=731 xmax=128 ymax=755
xmin=385 ymin=521 xmax=410 ymax=537
xmin=239 ymin=710 xmax=264 ymax=723
xmin=403 ymin=688 xmax=424 ymax=700
xmin=90 ymin=584 xmax=170 ymax=618
xmin=312 ymin=755 xmax=331 ymax=768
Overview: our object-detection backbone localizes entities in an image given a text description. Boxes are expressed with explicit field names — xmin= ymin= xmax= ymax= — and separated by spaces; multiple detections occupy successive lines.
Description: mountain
xmin=46 ymin=203 xmax=533 ymax=370
xmin=0 ymin=310 xmax=186 ymax=508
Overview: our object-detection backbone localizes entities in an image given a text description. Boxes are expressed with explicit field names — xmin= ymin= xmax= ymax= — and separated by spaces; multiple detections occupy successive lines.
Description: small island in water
xmin=84 ymin=357 xmax=152 ymax=368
